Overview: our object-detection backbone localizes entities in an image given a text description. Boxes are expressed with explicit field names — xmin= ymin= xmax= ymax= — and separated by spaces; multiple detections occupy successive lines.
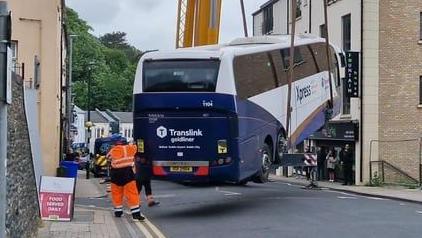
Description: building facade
xmin=7 ymin=0 xmax=67 ymax=176
xmin=253 ymin=0 xmax=422 ymax=184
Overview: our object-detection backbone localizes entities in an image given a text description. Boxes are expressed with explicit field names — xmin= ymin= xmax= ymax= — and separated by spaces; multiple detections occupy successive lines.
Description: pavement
xmin=269 ymin=175 xmax=422 ymax=204
xmin=37 ymin=171 xmax=164 ymax=238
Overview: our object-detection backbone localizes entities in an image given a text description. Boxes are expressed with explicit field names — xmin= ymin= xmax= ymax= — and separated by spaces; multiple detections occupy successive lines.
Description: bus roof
xmin=141 ymin=34 xmax=327 ymax=61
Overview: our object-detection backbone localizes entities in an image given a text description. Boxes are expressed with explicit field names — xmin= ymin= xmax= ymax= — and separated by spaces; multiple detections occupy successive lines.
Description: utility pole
xmin=286 ymin=0 xmax=297 ymax=147
xmin=323 ymin=0 xmax=334 ymax=107
xmin=66 ymin=35 xmax=77 ymax=153
xmin=0 ymin=2 xmax=10 ymax=237
xmin=240 ymin=0 xmax=248 ymax=37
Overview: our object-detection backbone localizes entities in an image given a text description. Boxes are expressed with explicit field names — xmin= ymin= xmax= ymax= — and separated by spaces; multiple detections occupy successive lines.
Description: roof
xmin=112 ymin=112 xmax=133 ymax=123
xmin=252 ymin=0 xmax=279 ymax=16
xmin=85 ymin=110 xmax=108 ymax=124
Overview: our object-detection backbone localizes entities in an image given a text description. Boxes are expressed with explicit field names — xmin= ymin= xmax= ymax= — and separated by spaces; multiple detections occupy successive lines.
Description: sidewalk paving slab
xmin=270 ymin=175 xmax=422 ymax=204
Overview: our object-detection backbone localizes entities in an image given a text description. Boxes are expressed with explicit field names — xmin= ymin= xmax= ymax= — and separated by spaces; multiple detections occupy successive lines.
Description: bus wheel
xmin=276 ymin=131 xmax=288 ymax=163
xmin=253 ymin=144 xmax=272 ymax=183
xmin=236 ymin=180 xmax=248 ymax=186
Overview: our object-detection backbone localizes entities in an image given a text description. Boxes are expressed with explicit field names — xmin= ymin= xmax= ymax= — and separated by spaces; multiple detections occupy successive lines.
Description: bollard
xmin=86 ymin=156 xmax=90 ymax=179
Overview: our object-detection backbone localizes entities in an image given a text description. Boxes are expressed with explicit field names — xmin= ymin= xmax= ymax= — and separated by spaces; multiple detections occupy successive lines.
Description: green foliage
xmin=66 ymin=8 xmax=141 ymax=111
xmin=367 ymin=172 xmax=383 ymax=187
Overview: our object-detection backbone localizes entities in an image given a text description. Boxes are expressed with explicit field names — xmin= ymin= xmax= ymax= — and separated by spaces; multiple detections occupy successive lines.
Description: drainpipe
xmin=359 ymin=0 xmax=364 ymax=183
xmin=308 ymin=0 xmax=312 ymax=33
xmin=0 ymin=2 xmax=9 ymax=236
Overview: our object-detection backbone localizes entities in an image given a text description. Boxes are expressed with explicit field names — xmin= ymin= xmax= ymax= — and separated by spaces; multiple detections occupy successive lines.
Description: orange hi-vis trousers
xmin=111 ymin=181 xmax=140 ymax=214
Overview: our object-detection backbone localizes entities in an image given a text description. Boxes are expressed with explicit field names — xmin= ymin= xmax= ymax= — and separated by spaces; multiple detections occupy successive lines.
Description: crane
xmin=176 ymin=0 xmax=222 ymax=48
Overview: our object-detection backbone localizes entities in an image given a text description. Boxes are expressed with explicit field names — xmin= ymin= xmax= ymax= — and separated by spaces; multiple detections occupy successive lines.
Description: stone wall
xmin=6 ymin=73 xmax=40 ymax=237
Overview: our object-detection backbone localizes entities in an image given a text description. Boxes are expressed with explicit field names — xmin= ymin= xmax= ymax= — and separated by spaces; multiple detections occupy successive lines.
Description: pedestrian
xmin=134 ymin=152 xmax=160 ymax=207
xmin=317 ymin=147 xmax=327 ymax=181
xmin=340 ymin=144 xmax=354 ymax=185
xmin=326 ymin=149 xmax=338 ymax=182
xmin=107 ymin=141 xmax=145 ymax=221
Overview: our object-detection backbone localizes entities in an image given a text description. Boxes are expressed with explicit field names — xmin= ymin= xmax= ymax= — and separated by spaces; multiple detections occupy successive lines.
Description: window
xmin=320 ymin=24 xmax=327 ymax=39
xmin=342 ymin=14 xmax=351 ymax=51
xmin=280 ymin=47 xmax=304 ymax=70
xmin=419 ymin=76 xmax=422 ymax=105
xmin=296 ymin=0 xmax=302 ymax=19
xmin=262 ymin=5 xmax=273 ymax=35
xmin=11 ymin=41 xmax=17 ymax=72
xmin=143 ymin=60 xmax=220 ymax=92
xmin=101 ymin=128 xmax=105 ymax=136
xmin=96 ymin=128 xmax=101 ymax=138
xmin=420 ymin=12 xmax=422 ymax=41
xmin=234 ymin=52 xmax=277 ymax=99
xmin=34 ymin=55 xmax=41 ymax=88
xmin=342 ymin=78 xmax=351 ymax=114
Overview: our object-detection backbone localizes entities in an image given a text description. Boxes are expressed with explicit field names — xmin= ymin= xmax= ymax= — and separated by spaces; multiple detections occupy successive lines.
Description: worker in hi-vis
xmin=107 ymin=141 xmax=144 ymax=221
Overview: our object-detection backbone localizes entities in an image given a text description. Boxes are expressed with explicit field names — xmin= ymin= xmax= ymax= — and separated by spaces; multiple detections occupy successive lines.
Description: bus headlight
xmin=217 ymin=140 xmax=227 ymax=154
xmin=137 ymin=139 xmax=144 ymax=153
xmin=217 ymin=158 xmax=224 ymax=165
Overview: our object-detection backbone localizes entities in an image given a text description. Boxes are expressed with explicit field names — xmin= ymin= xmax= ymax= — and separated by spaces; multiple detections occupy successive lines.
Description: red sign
xmin=40 ymin=192 xmax=73 ymax=221
xmin=39 ymin=176 xmax=75 ymax=221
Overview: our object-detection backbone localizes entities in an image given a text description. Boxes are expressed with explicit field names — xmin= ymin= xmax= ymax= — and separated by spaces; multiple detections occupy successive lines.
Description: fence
xmin=369 ymin=138 xmax=422 ymax=187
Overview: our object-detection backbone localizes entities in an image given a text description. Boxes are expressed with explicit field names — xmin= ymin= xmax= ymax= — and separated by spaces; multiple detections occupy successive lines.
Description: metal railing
xmin=369 ymin=138 xmax=422 ymax=187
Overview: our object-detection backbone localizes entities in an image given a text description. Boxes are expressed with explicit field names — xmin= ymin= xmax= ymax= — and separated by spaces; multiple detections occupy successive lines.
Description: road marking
xmin=416 ymin=211 xmax=422 ymax=214
xmin=145 ymin=218 xmax=167 ymax=238
xmin=134 ymin=221 xmax=154 ymax=238
xmin=364 ymin=196 xmax=388 ymax=201
xmin=215 ymin=187 xmax=242 ymax=196
xmin=337 ymin=196 xmax=357 ymax=200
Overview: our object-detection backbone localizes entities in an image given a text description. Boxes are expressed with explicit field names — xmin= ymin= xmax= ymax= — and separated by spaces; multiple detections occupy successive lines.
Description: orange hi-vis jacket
xmin=107 ymin=144 xmax=137 ymax=169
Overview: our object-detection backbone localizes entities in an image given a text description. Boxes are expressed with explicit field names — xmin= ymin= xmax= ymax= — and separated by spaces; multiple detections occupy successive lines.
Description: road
xmin=77 ymin=179 xmax=422 ymax=238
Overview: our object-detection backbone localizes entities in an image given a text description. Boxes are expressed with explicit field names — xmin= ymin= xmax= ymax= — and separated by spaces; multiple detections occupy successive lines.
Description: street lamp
xmin=86 ymin=61 xmax=96 ymax=153
xmin=66 ymin=34 xmax=77 ymax=153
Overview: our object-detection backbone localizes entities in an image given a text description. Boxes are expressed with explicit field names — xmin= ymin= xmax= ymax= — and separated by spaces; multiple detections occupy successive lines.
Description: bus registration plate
xmin=170 ymin=166 xmax=193 ymax=173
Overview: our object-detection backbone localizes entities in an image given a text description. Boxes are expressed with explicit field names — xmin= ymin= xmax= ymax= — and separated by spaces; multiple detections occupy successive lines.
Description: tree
xmin=66 ymin=8 xmax=140 ymax=111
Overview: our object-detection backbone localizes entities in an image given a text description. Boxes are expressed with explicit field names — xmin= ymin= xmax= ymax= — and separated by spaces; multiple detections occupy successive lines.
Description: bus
xmin=133 ymin=35 xmax=343 ymax=184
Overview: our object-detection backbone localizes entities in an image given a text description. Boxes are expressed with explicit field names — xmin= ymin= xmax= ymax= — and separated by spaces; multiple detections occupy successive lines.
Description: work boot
xmin=132 ymin=211 xmax=145 ymax=222
xmin=114 ymin=211 xmax=123 ymax=218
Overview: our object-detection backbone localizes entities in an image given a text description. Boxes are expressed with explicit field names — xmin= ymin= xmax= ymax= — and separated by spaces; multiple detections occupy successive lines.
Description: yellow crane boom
xmin=176 ymin=0 xmax=222 ymax=48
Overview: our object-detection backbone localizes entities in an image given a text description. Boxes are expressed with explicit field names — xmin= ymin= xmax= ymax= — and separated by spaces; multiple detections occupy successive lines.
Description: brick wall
xmin=6 ymin=74 xmax=40 ymax=237
xmin=379 ymin=0 xmax=422 ymax=181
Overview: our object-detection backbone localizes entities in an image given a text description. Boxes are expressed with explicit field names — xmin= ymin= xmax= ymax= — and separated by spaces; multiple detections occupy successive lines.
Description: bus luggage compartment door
xmin=134 ymin=111 xmax=235 ymax=179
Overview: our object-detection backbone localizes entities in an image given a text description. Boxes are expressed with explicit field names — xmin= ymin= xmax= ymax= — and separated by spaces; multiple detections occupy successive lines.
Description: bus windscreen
xmin=143 ymin=60 xmax=220 ymax=92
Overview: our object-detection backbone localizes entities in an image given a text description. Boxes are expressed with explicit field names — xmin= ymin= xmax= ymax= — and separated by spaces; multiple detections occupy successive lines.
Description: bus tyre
xmin=236 ymin=180 xmax=248 ymax=186
xmin=276 ymin=131 xmax=288 ymax=163
xmin=253 ymin=144 xmax=272 ymax=183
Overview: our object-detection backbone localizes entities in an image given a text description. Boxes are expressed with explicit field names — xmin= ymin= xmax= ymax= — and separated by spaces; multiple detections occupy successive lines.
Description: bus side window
xmin=233 ymin=52 xmax=277 ymax=99
xmin=280 ymin=47 xmax=304 ymax=70
xmin=269 ymin=50 xmax=288 ymax=87
xmin=293 ymin=45 xmax=318 ymax=82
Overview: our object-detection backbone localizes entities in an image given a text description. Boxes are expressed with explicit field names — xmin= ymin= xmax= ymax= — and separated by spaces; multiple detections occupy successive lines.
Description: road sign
xmin=39 ymin=176 xmax=76 ymax=221
xmin=345 ymin=51 xmax=360 ymax=98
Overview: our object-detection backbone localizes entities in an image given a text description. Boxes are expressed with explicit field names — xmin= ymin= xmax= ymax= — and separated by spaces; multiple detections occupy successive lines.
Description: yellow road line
xmin=145 ymin=218 xmax=167 ymax=238
xmin=134 ymin=221 xmax=154 ymax=238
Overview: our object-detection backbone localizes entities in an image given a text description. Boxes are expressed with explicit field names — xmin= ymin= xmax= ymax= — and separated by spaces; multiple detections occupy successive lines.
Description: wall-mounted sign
xmin=345 ymin=51 xmax=360 ymax=98
xmin=308 ymin=122 xmax=359 ymax=141
xmin=39 ymin=176 xmax=76 ymax=221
